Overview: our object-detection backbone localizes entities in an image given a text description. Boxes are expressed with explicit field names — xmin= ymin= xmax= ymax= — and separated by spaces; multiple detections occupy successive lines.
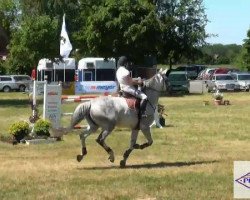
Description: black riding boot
xmin=140 ymin=99 xmax=148 ymax=118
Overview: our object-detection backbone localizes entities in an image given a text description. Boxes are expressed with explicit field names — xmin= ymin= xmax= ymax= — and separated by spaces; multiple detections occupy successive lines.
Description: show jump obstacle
xmin=31 ymin=81 xmax=97 ymax=131
xmin=60 ymin=94 xmax=97 ymax=129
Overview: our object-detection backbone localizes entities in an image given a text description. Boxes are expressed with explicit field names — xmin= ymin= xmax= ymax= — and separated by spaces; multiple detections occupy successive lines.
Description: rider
xmin=116 ymin=56 xmax=148 ymax=117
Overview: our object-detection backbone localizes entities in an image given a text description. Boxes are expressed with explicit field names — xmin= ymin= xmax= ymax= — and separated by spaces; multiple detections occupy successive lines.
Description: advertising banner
xmin=75 ymin=81 xmax=118 ymax=94
xmin=234 ymin=161 xmax=250 ymax=198
xmin=43 ymin=83 xmax=62 ymax=128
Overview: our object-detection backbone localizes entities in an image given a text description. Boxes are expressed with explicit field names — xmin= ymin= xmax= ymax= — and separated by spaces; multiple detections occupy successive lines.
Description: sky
xmin=204 ymin=0 xmax=250 ymax=45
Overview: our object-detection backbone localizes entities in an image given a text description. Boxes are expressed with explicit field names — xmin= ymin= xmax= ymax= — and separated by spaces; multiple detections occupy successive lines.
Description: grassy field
xmin=1 ymin=92 xmax=250 ymax=199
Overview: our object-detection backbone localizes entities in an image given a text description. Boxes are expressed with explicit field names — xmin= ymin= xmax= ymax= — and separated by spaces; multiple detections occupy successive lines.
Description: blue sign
xmin=75 ymin=81 xmax=118 ymax=94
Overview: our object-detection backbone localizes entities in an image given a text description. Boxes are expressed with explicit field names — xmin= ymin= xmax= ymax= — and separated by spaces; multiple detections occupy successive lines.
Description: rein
xmin=147 ymin=99 xmax=156 ymax=112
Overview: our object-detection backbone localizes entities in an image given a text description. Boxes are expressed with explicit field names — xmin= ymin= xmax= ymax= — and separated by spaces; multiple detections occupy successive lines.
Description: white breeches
xmin=121 ymin=85 xmax=147 ymax=100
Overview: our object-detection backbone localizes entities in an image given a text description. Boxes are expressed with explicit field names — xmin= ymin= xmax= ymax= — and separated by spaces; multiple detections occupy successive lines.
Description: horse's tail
xmin=70 ymin=101 xmax=91 ymax=129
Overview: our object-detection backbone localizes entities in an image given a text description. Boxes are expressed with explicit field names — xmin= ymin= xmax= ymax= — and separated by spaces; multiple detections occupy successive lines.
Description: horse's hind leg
xmin=139 ymin=127 xmax=153 ymax=149
xmin=120 ymin=129 xmax=139 ymax=168
xmin=77 ymin=125 xmax=98 ymax=162
xmin=96 ymin=130 xmax=115 ymax=163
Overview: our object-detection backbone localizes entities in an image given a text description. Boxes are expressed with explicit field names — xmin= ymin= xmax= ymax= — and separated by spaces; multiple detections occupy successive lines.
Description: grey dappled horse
xmin=70 ymin=69 xmax=168 ymax=167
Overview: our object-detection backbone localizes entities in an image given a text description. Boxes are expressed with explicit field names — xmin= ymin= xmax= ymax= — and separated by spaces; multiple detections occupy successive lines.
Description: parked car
xmin=174 ymin=65 xmax=207 ymax=80
xmin=207 ymin=74 xmax=240 ymax=92
xmin=189 ymin=64 xmax=207 ymax=75
xmin=12 ymin=75 xmax=32 ymax=92
xmin=173 ymin=66 xmax=197 ymax=80
xmin=197 ymin=68 xmax=217 ymax=80
xmin=167 ymin=71 xmax=190 ymax=94
xmin=0 ymin=75 xmax=18 ymax=92
xmin=0 ymin=75 xmax=32 ymax=92
xmin=214 ymin=67 xmax=240 ymax=74
xmin=231 ymin=72 xmax=250 ymax=91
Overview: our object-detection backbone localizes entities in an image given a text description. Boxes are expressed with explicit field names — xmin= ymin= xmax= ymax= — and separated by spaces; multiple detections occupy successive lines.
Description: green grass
xmin=1 ymin=92 xmax=250 ymax=199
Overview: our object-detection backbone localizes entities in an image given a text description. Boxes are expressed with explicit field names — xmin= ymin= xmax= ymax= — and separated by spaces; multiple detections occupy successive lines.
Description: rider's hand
xmin=138 ymin=79 xmax=143 ymax=86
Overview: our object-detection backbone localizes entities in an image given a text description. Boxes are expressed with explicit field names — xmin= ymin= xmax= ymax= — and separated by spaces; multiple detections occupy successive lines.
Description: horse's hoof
xmin=120 ymin=160 xmax=126 ymax=168
xmin=133 ymin=144 xmax=140 ymax=149
xmin=108 ymin=155 xmax=115 ymax=163
xmin=108 ymin=151 xmax=115 ymax=163
xmin=76 ymin=155 xmax=83 ymax=162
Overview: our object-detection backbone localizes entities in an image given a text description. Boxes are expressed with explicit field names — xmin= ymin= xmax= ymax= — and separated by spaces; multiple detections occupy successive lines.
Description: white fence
xmin=189 ymin=80 xmax=208 ymax=94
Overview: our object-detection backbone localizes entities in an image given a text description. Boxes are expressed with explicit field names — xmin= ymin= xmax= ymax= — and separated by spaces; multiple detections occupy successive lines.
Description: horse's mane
xmin=143 ymin=74 xmax=157 ymax=89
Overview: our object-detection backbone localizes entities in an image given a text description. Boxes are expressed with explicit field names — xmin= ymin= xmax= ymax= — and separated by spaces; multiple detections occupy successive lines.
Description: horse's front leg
xmin=120 ymin=129 xmax=139 ymax=168
xmin=96 ymin=129 xmax=115 ymax=163
xmin=77 ymin=125 xmax=98 ymax=162
xmin=139 ymin=127 xmax=153 ymax=149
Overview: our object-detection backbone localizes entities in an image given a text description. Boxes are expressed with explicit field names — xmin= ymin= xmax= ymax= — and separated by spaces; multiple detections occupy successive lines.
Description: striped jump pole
xmin=61 ymin=112 xmax=73 ymax=116
xmin=61 ymin=95 xmax=98 ymax=129
xmin=61 ymin=98 xmax=92 ymax=103
xmin=73 ymin=125 xmax=88 ymax=129
xmin=61 ymin=95 xmax=98 ymax=100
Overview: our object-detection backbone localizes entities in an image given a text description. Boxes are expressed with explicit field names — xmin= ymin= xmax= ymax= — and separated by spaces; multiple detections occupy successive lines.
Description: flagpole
xmin=60 ymin=13 xmax=72 ymax=83
xmin=54 ymin=64 xmax=56 ymax=82
xmin=64 ymin=62 xmax=65 ymax=82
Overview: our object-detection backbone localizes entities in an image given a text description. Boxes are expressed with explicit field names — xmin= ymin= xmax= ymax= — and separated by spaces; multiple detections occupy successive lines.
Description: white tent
xmin=37 ymin=58 xmax=75 ymax=70
xmin=37 ymin=58 xmax=76 ymax=82
xmin=78 ymin=57 xmax=116 ymax=70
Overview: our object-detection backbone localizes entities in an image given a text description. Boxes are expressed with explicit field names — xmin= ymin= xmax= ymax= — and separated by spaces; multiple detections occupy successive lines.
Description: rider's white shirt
xmin=116 ymin=66 xmax=147 ymax=100
xmin=116 ymin=66 xmax=132 ymax=90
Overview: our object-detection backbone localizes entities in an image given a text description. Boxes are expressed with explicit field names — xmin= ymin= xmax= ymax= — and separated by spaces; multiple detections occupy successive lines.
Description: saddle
xmin=119 ymin=91 xmax=143 ymax=130
xmin=120 ymin=91 xmax=140 ymax=110
xmin=125 ymin=97 xmax=140 ymax=110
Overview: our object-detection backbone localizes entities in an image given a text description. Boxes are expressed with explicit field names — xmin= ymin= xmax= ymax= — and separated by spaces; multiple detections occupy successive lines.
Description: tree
xmin=19 ymin=0 xmax=78 ymax=17
xmin=3 ymin=0 xmax=210 ymax=74
xmin=155 ymin=0 xmax=208 ymax=67
xmin=75 ymin=0 xmax=208 ymax=66
xmin=199 ymin=44 xmax=242 ymax=65
xmin=0 ymin=0 xmax=20 ymax=36
xmin=75 ymin=0 xmax=160 ymax=64
xmin=5 ymin=0 xmax=80 ymax=74
xmin=235 ymin=29 xmax=250 ymax=71
xmin=234 ymin=47 xmax=247 ymax=70
xmin=7 ymin=15 xmax=59 ymax=74
xmin=0 ymin=25 xmax=8 ymax=53
xmin=0 ymin=0 xmax=20 ymax=52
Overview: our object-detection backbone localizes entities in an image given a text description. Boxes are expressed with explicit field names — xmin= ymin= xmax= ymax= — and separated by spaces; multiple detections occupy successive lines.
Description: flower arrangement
xmin=33 ymin=119 xmax=51 ymax=137
xmin=8 ymin=121 xmax=30 ymax=142
xmin=213 ymin=90 xmax=223 ymax=101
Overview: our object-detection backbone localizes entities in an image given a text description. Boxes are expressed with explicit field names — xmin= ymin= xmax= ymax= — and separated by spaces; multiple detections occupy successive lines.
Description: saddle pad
xmin=125 ymin=98 xmax=140 ymax=110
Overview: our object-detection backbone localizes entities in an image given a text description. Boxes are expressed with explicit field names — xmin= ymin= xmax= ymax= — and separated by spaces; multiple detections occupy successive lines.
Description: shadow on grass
xmin=79 ymin=160 xmax=218 ymax=170
xmin=0 ymin=99 xmax=29 ymax=108
xmin=0 ymin=99 xmax=43 ymax=108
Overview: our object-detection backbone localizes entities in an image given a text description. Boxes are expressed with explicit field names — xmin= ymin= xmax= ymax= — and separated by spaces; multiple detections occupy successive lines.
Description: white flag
xmin=60 ymin=14 xmax=72 ymax=58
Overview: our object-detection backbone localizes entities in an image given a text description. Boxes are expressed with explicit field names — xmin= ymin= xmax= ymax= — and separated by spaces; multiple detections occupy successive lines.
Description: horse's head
xmin=144 ymin=68 xmax=169 ymax=92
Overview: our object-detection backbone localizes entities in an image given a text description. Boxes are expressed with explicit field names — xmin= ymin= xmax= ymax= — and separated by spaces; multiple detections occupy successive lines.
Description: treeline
xmin=0 ymin=0 xmax=208 ymax=74
xmin=197 ymin=39 xmax=250 ymax=71
xmin=179 ymin=42 xmax=250 ymax=71
xmin=196 ymin=44 xmax=242 ymax=65
xmin=0 ymin=0 xmax=250 ymax=74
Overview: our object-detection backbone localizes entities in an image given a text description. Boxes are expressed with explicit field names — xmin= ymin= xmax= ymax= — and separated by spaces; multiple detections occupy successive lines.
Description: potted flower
xmin=213 ymin=90 xmax=223 ymax=105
